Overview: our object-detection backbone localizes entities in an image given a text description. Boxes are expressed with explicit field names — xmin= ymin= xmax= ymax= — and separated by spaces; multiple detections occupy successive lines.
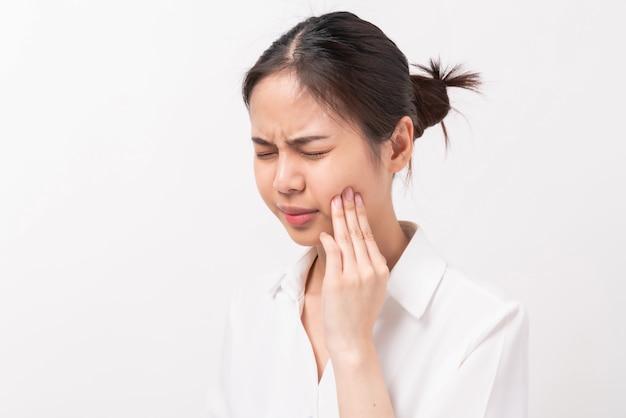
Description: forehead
xmin=248 ymin=72 xmax=359 ymax=139
xmin=249 ymin=72 xmax=325 ymax=120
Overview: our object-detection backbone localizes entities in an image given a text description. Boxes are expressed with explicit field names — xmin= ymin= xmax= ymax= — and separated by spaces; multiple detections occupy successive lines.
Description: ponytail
xmin=411 ymin=59 xmax=481 ymax=146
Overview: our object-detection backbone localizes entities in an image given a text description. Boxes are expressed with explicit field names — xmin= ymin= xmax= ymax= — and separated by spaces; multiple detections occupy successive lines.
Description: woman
xmin=208 ymin=11 xmax=528 ymax=418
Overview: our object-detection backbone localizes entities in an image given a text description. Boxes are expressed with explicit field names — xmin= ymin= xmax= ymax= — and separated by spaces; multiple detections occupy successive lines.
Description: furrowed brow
xmin=286 ymin=135 xmax=329 ymax=146
xmin=251 ymin=135 xmax=329 ymax=147
xmin=251 ymin=137 xmax=273 ymax=146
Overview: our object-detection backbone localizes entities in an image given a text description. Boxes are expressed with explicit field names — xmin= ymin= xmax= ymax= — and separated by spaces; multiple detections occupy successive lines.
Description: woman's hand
xmin=319 ymin=187 xmax=390 ymax=361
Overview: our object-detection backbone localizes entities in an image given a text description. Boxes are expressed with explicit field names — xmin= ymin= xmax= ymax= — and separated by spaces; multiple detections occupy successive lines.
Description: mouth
xmin=278 ymin=206 xmax=319 ymax=227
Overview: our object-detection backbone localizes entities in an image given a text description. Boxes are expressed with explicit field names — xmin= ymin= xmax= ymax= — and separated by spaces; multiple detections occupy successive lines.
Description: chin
xmin=285 ymin=228 xmax=322 ymax=247
xmin=277 ymin=215 xmax=331 ymax=247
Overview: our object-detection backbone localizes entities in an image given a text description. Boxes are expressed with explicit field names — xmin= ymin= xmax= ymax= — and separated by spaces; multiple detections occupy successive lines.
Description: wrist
xmin=328 ymin=339 xmax=378 ymax=370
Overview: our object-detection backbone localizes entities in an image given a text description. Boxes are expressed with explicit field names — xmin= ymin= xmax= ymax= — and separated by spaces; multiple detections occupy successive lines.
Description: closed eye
xmin=301 ymin=150 xmax=330 ymax=160
xmin=255 ymin=151 xmax=277 ymax=160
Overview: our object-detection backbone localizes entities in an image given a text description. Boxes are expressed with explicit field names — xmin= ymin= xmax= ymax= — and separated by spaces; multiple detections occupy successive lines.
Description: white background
xmin=1 ymin=0 xmax=624 ymax=417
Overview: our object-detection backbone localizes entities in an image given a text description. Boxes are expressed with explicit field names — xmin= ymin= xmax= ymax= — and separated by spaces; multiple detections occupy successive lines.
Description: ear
xmin=386 ymin=116 xmax=414 ymax=173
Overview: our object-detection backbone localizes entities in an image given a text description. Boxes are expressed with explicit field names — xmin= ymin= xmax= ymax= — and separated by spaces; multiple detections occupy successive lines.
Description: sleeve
xmin=205 ymin=287 xmax=241 ymax=418
xmin=421 ymin=302 xmax=529 ymax=418
xmin=204 ymin=318 xmax=231 ymax=418
xmin=204 ymin=273 xmax=278 ymax=418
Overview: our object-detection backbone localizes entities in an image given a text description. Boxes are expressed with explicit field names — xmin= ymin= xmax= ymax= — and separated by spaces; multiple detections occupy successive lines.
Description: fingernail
xmin=344 ymin=187 xmax=354 ymax=201
xmin=333 ymin=196 xmax=342 ymax=208
xmin=355 ymin=193 xmax=363 ymax=207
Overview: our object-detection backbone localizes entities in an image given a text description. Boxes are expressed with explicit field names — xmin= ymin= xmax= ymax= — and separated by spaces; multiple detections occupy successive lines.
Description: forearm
xmin=332 ymin=341 xmax=395 ymax=418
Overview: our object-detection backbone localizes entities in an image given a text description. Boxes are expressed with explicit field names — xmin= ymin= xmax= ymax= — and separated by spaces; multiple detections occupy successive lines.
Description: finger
xmin=330 ymin=193 xmax=356 ymax=270
xmin=319 ymin=232 xmax=342 ymax=280
xmin=354 ymin=192 xmax=388 ymax=267
xmin=341 ymin=187 xmax=371 ymax=266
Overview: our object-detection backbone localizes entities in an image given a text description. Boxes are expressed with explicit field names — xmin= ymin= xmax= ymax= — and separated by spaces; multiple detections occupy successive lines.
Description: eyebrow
xmin=251 ymin=135 xmax=329 ymax=146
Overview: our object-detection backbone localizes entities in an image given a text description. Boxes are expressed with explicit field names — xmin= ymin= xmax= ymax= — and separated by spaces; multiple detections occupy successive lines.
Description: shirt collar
xmin=268 ymin=247 xmax=317 ymax=305
xmin=268 ymin=221 xmax=447 ymax=320
xmin=387 ymin=222 xmax=447 ymax=320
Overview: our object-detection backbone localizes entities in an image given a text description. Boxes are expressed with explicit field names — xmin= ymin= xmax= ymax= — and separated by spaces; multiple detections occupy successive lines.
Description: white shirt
xmin=207 ymin=222 xmax=528 ymax=418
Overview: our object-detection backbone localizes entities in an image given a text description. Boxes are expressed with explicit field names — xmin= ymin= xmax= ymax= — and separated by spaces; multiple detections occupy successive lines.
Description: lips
xmin=278 ymin=206 xmax=318 ymax=227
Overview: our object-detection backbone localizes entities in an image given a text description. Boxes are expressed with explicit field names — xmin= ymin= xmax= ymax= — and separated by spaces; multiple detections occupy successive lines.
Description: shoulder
xmin=389 ymin=223 xmax=526 ymax=331
xmin=434 ymin=265 xmax=528 ymax=349
xmin=440 ymin=266 xmax=525 ymax=319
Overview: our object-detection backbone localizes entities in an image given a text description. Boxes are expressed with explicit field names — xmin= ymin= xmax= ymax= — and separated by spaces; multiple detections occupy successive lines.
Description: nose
xmin=273 ymin=153 xmax=305 ymax=194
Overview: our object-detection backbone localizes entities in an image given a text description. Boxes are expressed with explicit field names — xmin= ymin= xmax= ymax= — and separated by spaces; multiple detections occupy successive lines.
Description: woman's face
xmin=248 ymin=72 xmax=394 ymax=247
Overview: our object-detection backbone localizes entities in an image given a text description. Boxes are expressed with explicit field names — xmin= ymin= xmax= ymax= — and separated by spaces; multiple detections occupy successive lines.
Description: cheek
xmin=332 ymin=164 xmax=387 ymax=207
xmin=313 ymin=163 xmax=370 ymax=206
xmin=317 ymin=163 xmax=350 ymax=189
xmin=253 ymin=163 xmax=274 ymax=202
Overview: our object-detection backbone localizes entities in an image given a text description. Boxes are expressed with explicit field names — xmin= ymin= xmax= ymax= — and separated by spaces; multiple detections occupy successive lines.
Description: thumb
xmin=319 ymin=232 xmax=343 ymax=280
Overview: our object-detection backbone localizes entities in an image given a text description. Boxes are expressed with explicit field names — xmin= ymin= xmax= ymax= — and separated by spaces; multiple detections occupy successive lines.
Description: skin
xmin=248 ymin=70 xmax=414 ymax=418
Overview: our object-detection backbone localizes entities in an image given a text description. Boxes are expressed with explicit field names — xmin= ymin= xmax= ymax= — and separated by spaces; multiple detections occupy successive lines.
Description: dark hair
xmin=242 ymin=11 xmax=480 ymax=171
